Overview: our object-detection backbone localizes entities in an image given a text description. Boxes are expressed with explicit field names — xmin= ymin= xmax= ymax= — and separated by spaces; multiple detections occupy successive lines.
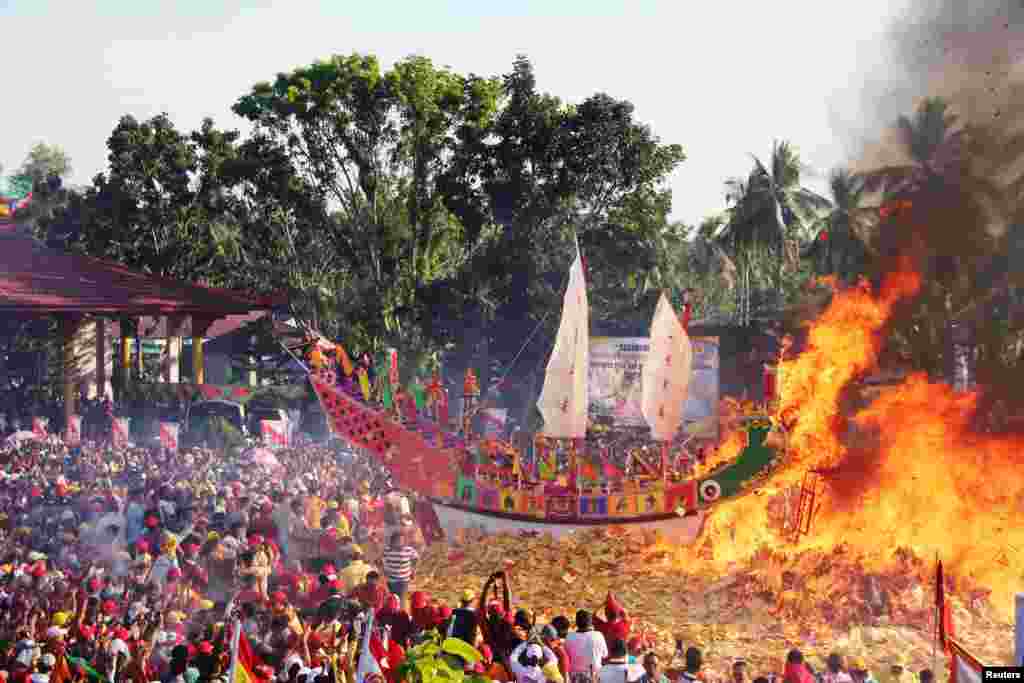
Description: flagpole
xmin=933 ymin=553 xmax=938 ymax=676
xmin=227 ymin=619 xmax=242 ymax=683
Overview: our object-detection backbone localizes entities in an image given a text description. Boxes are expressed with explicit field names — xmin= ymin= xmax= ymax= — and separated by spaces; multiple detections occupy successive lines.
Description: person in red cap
xmin=433 ymin=604 xmax=453 ymax=635
xmin=409 ymin=592 xmax=434 ymax=632
xmin=377 ymin=594 xmax=413 ymax=647
xmin=593 ymin=593 xmax=632 ymax=644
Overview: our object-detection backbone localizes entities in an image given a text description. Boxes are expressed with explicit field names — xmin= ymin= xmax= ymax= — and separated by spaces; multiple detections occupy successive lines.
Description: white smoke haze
xmin=832 ymin=0 xmax=1024 ymax=176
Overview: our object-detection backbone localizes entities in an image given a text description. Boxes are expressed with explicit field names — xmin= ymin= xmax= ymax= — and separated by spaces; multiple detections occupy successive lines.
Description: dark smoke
xmin=833 ymin=0 xmax=1024 ymax=427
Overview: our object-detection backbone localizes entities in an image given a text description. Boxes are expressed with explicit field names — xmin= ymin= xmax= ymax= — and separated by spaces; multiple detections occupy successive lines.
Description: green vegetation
xmin=5 ymin=55 xmax=1019 ymax=416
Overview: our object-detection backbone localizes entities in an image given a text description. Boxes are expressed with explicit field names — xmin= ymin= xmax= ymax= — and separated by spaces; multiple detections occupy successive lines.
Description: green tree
xmin=717 ymin=141 xmax=826 ymax=324
xmin=18 ymin=142 xmax=71 ymax=186
xmin=65 ymin=114 xmax=238 ymax=282
xmin=432 ymin=56 xmax=684 ymax=396
xmin=864 ymin=98 xmax=964 ymax=196
xmin=803 ymin=168 xmax=875 ymax=282
xmin=232 ymin=54 xmax=500 ymax=363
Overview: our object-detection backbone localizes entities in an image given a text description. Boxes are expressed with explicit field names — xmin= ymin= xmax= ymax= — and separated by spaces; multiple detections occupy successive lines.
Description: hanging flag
xmin=437 ymin=386 xmax=449 ymax=425
xmin=536 ymin=244 xmax=589 ymax=438
xmin=357 ymin=368 xmax=371 ymax=401
xmin=336 ymin=344 xmax=354 ymax=376
xmin=261 ymin=421 xmax=288 ymax=448
xmin=356 ymin=611 xmax=383 ymax=683
xmin=160 ymin=422 xmax=180 ymax=451
xmin=411 ymin=380 xmax=426 ymax=410
xmin=602 ymin=460 xmax=623 ymax=479
xmin=111 ymin=417 xmax=130 ymax=448
xmin=388 ymin=348 xmax=399 ymax=388
xmin=641 ymin=292 xmax=693 ymax=441
xmin=65 ymin=415 xmax=81 ymax=446
xmin=227 ymin=619 xmax=264 ymax=683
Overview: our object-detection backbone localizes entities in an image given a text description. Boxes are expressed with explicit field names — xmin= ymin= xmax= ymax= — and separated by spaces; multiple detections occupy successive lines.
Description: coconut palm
xmin=804 ymin=168 xmax=876 ymax=282
xmin=747 ymin=140 xmax=832 ymax=247
xmin=864 ymin=97 xmax=964 ymax=196
xmin=717 ymin=141 xmax=830 ymax=323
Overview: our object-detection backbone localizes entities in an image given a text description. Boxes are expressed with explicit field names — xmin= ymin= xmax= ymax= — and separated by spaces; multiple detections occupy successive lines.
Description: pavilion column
xmin=95 ymin=318 xmax=113 ymax=400
xmin=163 ymin=314 xmax=186 ymax=383
xmin=71 ymin=317 xmax=98 ymax=400
xmin=58 ymin=314 xmax=84 ymax=433
xmin=191 ymin=315 xmax=218 ymax=385
xmin=119 ymin=317 xmax=135 ymax=394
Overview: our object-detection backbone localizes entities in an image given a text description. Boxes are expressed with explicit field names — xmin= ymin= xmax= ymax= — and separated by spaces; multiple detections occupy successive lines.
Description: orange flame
xmin=689 ymin=260 xmax=1024 ymax=622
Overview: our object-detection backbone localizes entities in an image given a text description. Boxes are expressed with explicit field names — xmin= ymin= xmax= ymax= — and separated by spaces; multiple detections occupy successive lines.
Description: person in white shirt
xmin=598 ymin=639 xmax=644 ymax=683
xmin=510 ymin=643 xmax=550 ymax=683
xmin=564 ymin=610 xmax=608 ymax=683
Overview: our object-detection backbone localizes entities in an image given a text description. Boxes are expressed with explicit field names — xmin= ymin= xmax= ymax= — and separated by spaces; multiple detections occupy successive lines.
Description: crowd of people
xmin=0 ymin=435 xmax=942 ymax=683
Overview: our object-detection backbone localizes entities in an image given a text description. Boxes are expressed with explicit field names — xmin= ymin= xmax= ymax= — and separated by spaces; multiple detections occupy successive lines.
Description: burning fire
xmin=687 ymin=260 xmax=1024 ymax=623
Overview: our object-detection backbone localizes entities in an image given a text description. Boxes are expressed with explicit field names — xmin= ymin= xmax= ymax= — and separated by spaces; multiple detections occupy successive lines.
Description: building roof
xmin=109 ymin=311 xmax=269 ymax=339
xmin=0 ymin=227 xmax=267 ymax=316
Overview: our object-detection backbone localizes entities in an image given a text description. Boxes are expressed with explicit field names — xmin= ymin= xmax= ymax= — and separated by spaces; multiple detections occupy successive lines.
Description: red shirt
xmin=348 ymin=582 xmax=389 ymax=611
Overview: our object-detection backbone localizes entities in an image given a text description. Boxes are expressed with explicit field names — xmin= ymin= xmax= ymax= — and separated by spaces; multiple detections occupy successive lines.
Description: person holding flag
xmin=935 ymin=561 xmax=987 ymax=683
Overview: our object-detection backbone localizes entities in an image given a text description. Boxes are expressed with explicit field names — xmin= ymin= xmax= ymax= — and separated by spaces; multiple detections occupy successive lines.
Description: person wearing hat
xmin=510 ymin=641 xmax=554 ymax=683
xmin=378 ymin=593 xmax=414 ymax=648
xmin=448 ymin=590 xmax=478 ymax=646
xmin=339 ymin=543 xmax=374 ymax=589
xmin=410 ymin=591 xmax=434 ymax=633
xmin=541 ymin=625 xmax=570 ymax=680
xmin=594 ymin=593 xmax=631 ymax=645
xmin=877 ymin=658 xmax=909 ymax=683
xmin=848 ymin=658 xmax=878 ymax=683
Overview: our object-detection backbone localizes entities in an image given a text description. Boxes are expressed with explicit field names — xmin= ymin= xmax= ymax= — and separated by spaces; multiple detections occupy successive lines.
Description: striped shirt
xmin=382 ymin=545 xmax=419 ymax=582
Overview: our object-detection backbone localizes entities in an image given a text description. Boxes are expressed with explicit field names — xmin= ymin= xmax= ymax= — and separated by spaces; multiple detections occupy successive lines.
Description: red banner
xmin=261 ymin=420 xmax=288 ymax=448
xmin=160 ymin=422 xmax=180 ymax=451
xmin=65 ymin=415 xmax=81 ymax=446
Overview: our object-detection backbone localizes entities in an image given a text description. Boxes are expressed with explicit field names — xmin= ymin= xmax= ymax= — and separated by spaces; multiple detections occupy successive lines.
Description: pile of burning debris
xmin=414 ymin=527 xmax=1014 ymax=674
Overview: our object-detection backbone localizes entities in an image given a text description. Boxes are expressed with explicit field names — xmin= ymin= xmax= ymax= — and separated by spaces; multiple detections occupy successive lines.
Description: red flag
xmin=937 ymin=561 xmax=956 ymax=651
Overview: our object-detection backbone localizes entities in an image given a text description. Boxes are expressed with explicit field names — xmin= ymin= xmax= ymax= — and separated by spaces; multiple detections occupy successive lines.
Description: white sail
xmin=641 ymin=292 xmax=693 ymax=441
xmin=536 ymin=246 xmax=590 ymax=438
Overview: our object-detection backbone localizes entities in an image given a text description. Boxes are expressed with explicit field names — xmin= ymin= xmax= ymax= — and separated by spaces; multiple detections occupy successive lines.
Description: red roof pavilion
xmin=0 ymin=226 xmax=277 ymax=431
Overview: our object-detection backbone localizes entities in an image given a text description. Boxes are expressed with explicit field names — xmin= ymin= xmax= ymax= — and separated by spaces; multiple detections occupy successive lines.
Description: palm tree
xmin=717 ymin=141 xmax=829 ymax=323
xmin=864 ymin=97 xmax=964 ymax=196
xmin=804 ymin=168 xmax=876 ymax=282
xmin=748 ymin=141 xmax=832 ymax=247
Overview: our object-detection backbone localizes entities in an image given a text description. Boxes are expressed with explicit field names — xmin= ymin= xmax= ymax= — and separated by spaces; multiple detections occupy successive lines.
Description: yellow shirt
xmin=340 ymin=560 xmax=374 ymax=589
xmin=306 ymin=496 xmax=325 ymax=530
xmin=333 ymin=513 xmax=351 ymax=537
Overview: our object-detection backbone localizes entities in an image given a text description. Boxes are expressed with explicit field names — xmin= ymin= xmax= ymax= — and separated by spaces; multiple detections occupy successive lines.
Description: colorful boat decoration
xmin=300 ymin=244 xmax=785 ymax=538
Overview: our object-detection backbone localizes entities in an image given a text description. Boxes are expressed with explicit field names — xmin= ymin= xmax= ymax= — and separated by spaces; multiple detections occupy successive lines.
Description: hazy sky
xmin=1 ymin=0 xmax=913 ymax=225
